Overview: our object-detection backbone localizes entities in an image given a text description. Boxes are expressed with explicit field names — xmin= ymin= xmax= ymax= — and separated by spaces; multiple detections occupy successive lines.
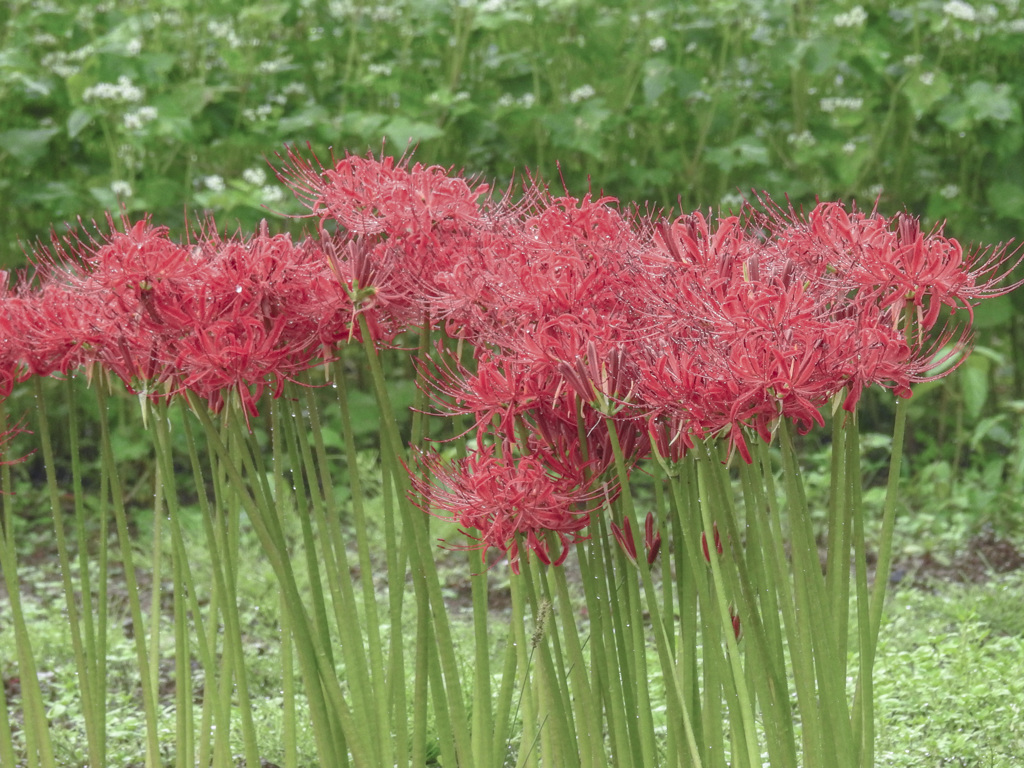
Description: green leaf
xmin=278 ymin=104 xmax=330 ymax=135
xmin=382 ymin=117 xmax=445 ymax=147
xmin=642 ymin=59 xmax=671 ymax=105
xmin=67 ymin=108 xmax=95 ymax=140
xmin=986 ymin=181 xmax=1024 ymax=221
xmin=704 ymin=138 xmax=769 ymax=173
xmin=902 ymin=69 xmax=951 ymax=119
xmin=960 ymin=354 xmax=991 ymax=421
xmin=0 ymin=127 xmax=61 ymax=166
xmin=938 ymin=81 xmax=1021 ymax=131
xmin=971 ymin=295 xmax=1013 ymax=329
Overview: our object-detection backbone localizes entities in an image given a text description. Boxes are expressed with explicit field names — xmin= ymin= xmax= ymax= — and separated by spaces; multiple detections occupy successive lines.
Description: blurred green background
xmin=3 ymin=0 xmax=1023 ymax=259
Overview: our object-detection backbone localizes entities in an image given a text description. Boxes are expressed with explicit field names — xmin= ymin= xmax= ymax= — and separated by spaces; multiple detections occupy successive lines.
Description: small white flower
xmin=327 ymin=0 xmax=353 ymax=18
xmin=833 ymin=6 xmax=868 ymax=28
xmin=819 ymin=96 xmax=863 ymax=113
xmin=125 ymin=38 xmax=142 ymax=56
xmin=518 ymin=92 xmax=536 ymax=108
xmin=842 ymin=141 xmax=857 ymax=154
xmin=370 ymin=5 xmax=397 ymax=22
xmin=204 ymin=175 xmax=225 ymax=192
xmin=110 ymin=180 xmax=133 ymax=198
xmin=243 ymin=167 xmax=267 ymax=186
xmin=367 ymin=63 xmax=392 ymax=77
xmin=719 ymin=192 xmax=746 ymax=210
xmin=868 ymin=184 xmax=884 ymax=199
xmin=261 ymin=185 xmax=284 ymax=203
xmin=207 ymin=19 xmax=241 ymax=47
xmin=242 ymin=104 xmax=274 ymax=122
xmin=83 ymin=75 xmax=143 ymax=104
xmin=568 ymin=84 xmax=595 ymax=104
xmin=649 ymin=36 xmax=667 ymax=53
xmin=497 ymin=93 xmax=514 ymax=108
xmin=940 ymin=184 xmax=960 ymax=199
xmin=258 ymin=57 xmax=293 ymax=74
xmin=327 ymin=0 xmax=351 ymax=17
xmin=787 ymin=130 xmax=816 ymax=148
xmin=943 ymin=0 xmax=977 ymax=21
xmin=123 ymin=106 xmax=158 ymax=131
xmin=42 ymin=52 xmax=80 ymax=78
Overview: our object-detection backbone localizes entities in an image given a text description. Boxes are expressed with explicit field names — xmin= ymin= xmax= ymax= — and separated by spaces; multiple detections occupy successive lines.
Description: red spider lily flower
xmin=702 ymin=522 xmax=723 ymax=562
xmin=278 ymin=147 xmax=489 ymax=237
xmin=6 ymin=280 xmax=112 ymax=378
xmin=557 ymin=341 xmax=638 ymax=416
xmin=171 ymin=314 xmax=308 ymax=418
xmin=768 ymin=200 xmax=1024 ymax=332
xmin=410 ymin=444 xmax=601 ymax=573
xmin=0 ymin=417 xmax=29 ymax=471
xmin=647 ymin=414 xmax=694 ymax=465
xmin=610 ymin=517 xmax=638 ymax=564
xmin=613 ymin=512 xmax=662 ymax=565
xmin=0 ymin=278 xmax=32 ymax=397
xmin=645 ymin=510 xmax=662 ymax=564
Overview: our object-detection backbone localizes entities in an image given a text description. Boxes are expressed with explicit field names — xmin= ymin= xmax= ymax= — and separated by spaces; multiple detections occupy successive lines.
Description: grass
xmin=873 ymin=575 xmax=1024 ymax=767
xmin=4 ymin=496 xmax=1024 ymax=767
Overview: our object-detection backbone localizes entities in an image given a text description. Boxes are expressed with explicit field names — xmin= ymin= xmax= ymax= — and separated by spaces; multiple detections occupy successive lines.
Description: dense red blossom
xmin=4 ymin=153 xmax=1018 ymax=568
xmin=411 ymin=445 xmax=601 ymax=572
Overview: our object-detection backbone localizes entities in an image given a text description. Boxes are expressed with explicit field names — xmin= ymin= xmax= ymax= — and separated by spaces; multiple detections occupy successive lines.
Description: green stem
xmin=357 ymin=314 xmax=472 ymax=764
xmin=853 ymin=394 xmax=910 ymax=766
xmin=189 ymin=395 xmax=364 ymax=766
xmin=33 ymin=379 xmax=105 ymax=768
xmin=606 ymin=418 xmax=703 ymax=768
xmin=0 ymin=402 xmax=56 ymax=768
xmin=95 ymin=378 xmax=162 ymax=768
xmin=692 ymin=440 xmax=760 ymax=767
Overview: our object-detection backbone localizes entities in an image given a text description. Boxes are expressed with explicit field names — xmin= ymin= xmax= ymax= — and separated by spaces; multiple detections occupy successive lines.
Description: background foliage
xmin=3 ymin=0 xmax=1024 ymax=259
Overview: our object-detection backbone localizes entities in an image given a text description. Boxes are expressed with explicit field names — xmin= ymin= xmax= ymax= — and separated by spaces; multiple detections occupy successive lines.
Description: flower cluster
xmin=282 ymin=156 xmax=1015 ymax=566
xmin=4 ymin=217 xmax=410 ymax=417
xmin=1 ymin=152 xmax=1019 ymax=569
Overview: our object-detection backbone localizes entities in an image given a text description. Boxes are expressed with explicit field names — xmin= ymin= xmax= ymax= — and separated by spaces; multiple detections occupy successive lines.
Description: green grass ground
xmin=3 ymin=515 xmax=1024 ymax=767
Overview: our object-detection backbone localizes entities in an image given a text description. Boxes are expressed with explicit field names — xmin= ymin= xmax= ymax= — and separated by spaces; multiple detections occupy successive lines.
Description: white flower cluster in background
xmin=258 ymin=56 xmax=294 ymax=74
xmin=110 ymin=180 xmax=133 ymax=198
xmin=247 ymin=169 xmax=286 ymax=201
xmin=943 ymin=0 xmax=977 ymax=21
xmin=568 ymin=84 xmax=595 ymax=103
xmin=820 ymin=96 xmax=864 ymax=113
xmin=83 ymin=76 xmax=144 ymax=104
xmin=261 ymin=185 xmax=284 ymax=203
xmin=833 ymin=5 xmax=868 ymax=28
xmin=787 ymin=130 xmax=817 ymax=149
xmin=242 ymin=104 xmax=274 ymax=122
xmin=123 ymin=106 xmax=158 ymax=131
xmin=243 ymin=168 xmax=268 ymax=186
xmin=207 ymin=19 xmax=242 ymax=48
